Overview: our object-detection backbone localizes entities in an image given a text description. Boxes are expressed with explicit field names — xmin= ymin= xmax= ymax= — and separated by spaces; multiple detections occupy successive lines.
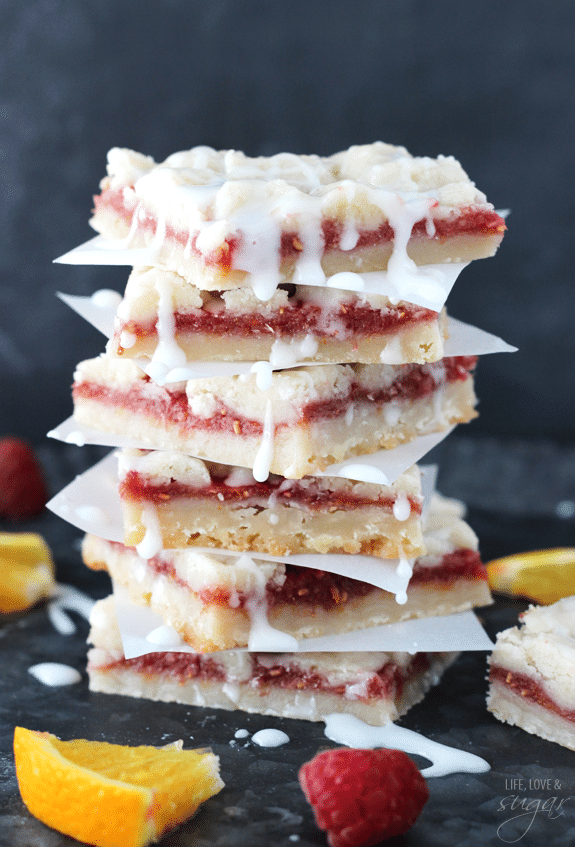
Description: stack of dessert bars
xmin=51 ymin=142 xmax=508 ymax=725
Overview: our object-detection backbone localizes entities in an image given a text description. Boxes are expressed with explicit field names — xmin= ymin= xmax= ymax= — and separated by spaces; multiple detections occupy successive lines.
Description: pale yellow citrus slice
xmin=0 ymin=532 xmax=55 ymax=613
xmin=486 ymin=547 xmax=575 ymax=605
xmin=13 ymin=727 xmax=224 ymax=847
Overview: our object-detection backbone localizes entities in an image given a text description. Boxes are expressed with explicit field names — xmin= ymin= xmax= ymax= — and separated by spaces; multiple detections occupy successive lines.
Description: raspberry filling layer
xmin=115 ymin=298 xmax=438 ymax=344
xmin=96 ymin=649 xmax=431 ymax=702
xmin=142 ymin=547 xmax=485 ymax=611
xmin=95 ymin=187 xmax=506 ymax=269
xmin=119 ymin=470 xmax=414 ymax=514
xmin=490 ymin=665 xmax=575 ymax=724
xmin=73 ymin=356 xmax=476 ymax=437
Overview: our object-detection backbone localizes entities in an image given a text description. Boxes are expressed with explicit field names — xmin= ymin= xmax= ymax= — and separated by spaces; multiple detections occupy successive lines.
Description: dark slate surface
xmin=1 ymin=442 xmax=575 ymax=847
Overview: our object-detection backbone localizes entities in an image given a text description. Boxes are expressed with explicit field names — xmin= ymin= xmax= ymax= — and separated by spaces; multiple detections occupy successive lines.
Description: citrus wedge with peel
xmin=486 ymin=547 xmax=575 ymax=605
xmin=0 ymin=532 xmax=55 ymax=613
xmin=13 ymin=727 xmax=224 ymax=847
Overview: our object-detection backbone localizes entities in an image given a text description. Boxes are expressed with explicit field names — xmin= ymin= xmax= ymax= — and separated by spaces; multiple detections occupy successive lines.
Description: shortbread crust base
xmin=121 ymin=498 xmax=424 ymax=560
xmin=487 ymin=681 xmax=575 ymax=752
xmin=110 ymin=319 xmax=447 ymax=367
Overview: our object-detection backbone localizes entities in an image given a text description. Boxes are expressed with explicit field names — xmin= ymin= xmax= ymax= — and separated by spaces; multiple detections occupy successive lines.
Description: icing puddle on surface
xmin=251 ymin=728 xmax=290 ymax=747
xmin=47 ymin=584 xmax=96 ymax=636
xmin=28 ymin=662 xmax=82 ymax=686
xmin=323 ymin=713 xmax=490 ymax=778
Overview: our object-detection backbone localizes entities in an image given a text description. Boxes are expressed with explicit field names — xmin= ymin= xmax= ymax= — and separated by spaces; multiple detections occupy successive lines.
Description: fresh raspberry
xmin=298 ymin=747 xmax=428 ymax=847
xmin=0 ymin=438 xmax=49 ymax=520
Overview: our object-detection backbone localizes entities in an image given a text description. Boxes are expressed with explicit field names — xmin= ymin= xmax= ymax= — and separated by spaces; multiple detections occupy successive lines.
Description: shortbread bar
xmin=487 ymin=597 xmax=575 ymax=750
xmin=72 ymin=354 xmax=477 ymax=479
xmin=83 ymin=493 xmax=491 ymax=652
xmin=117 ymin=450 xmax=424 ymax=559
xmin=87 ymin=594 xmax=458 ymax=725
xmin=91 ymin=143 xmax=505 ymax=295
xmin=107 ymin=266 xmax=448 ymax=366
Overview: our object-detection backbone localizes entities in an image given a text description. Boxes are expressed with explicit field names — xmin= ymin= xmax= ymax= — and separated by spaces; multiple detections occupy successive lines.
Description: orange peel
xmin=13 ymin=727 xmax=224 ymax=847
xmin=486 ymin=547 xmax=575 ymax=605
xmin=0 ymin=532 xmax=55 ymax=613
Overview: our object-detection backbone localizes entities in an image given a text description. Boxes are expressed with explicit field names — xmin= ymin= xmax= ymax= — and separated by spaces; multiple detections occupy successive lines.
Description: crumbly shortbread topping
xmin=117 ymin=448 xmax=421 ymax=502
xmin=518 ymin=597 xmax=575 ymax=638
xmin=92 ymin=143 xmax=504 ymax=300
xmin=490 ymin=597 xmax=575 ymax=711
xmin=415 ymin=493 xmax=478 ymax=565
xmin=114 ymin=265 xmax=428 ymax=322
xmin=103 ymin=143 xmax=488 ymax=220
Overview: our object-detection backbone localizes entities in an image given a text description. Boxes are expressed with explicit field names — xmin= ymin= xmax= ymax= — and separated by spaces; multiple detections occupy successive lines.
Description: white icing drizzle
xmin=234 ymin=728 xmax=250 ymax=739
xmin=145 ymin=273 xmax=187 ymax=383
xmin=28 ymin=662 xmax=82 ymax=687
xmin=235 ymin=554 xmax=299 ymax=652
xmin=120 ymin=330 xmax=137 ymax=349
xmin=292 ymin=216 xmax=326 ymax=287
xmin=251 ymin=728 xmax=290 ymax=747
xmin=91 ymin=289 xmax=122 ymax=308
xmin=47 ymin=584 xmax=96 ymax=635
xmin=146 ymin=624 xmax=183 ymax=647
xmin=392 ymin=492 xmax=411 ymax=522
xmin=136 ymin=505 xmax=163 ymax=559
xmin=250 ymin=360 xmax=273 ymax=391
xmin=323 ymin=714 xmax=490 ymax=778
xmin=379 ymin=334 xmax=404 ymax=365
xmin=396 ymin=555 xmax=414 ymax=580
xmin=252 ymin=399 xmax=274 ymax=482
xmin=233 ymin=209 xmax=283 ymax=301
xmin=224 ymin=466 xmax=257 ymax=487
xmin=384 ymin=198 xmax=437 ymax=305
xmin=246 ymin=598 xmax=299 ymax=652
xmin=65 ymin=430 xmax=86 ymax=446
xmin=269 ymin=334 xmax=319 ymax=369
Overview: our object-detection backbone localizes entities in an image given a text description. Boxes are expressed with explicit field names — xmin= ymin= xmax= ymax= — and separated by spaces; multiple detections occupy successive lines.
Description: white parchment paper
xmin=111 ymin=583 xmax=493 ymax=657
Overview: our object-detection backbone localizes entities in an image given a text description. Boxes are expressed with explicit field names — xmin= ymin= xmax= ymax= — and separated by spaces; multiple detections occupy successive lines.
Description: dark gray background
xmin=1 ymin=0 xmax=573 ymax=446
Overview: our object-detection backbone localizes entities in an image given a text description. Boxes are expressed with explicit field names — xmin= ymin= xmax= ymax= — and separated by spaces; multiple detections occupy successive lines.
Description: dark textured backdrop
xmin=1 ymin=0 xmax=573 ymax=445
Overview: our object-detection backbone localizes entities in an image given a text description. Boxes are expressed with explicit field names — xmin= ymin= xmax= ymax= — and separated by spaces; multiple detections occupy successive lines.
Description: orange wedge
xmin=13 ymin=727 xmax=224 ymax=847
xmin=0 ymin=532 xmax=55 ymax=613
xmin=487 ymin=547 xmax=575 ymax=605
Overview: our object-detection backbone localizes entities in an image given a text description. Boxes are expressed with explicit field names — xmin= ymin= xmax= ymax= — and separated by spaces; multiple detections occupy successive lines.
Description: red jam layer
xmin=73 ymin=356 xmax=476 ymax=437
xmin=99 ymin=649 xmax=431 ymax=703
xmin=116 ymin=300 xmax=437 ymax=343
xmin=490 ymin=665 xmax=575 ymax=724
xmin=103 ymin=650 xmax=226 ymax=682
xmin=119 ymin=470 xmax=410 ymax=513
xmin=410 ymin=549 xmax=486 ymax=587
xmin=302 ymin=357 xmax=475 ymax=423
xmin=95 ymin=187 xmax=506 ymax=268
xmin=248 ymin=654 xmax=431 ymax=700
xmin=143 ymin=546 xmax=484 ymax=611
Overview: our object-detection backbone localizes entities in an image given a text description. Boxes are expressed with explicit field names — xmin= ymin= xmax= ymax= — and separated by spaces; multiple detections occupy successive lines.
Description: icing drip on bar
xmin=146 ymin=272 xmax=187 ymax=383
xmin=253 ymin=399 xmax=274 ymax=482
xmin=236 ymin=554 xmax=299 ymax=652
xmin=136 ymin=504 xmax=163 ymax=559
